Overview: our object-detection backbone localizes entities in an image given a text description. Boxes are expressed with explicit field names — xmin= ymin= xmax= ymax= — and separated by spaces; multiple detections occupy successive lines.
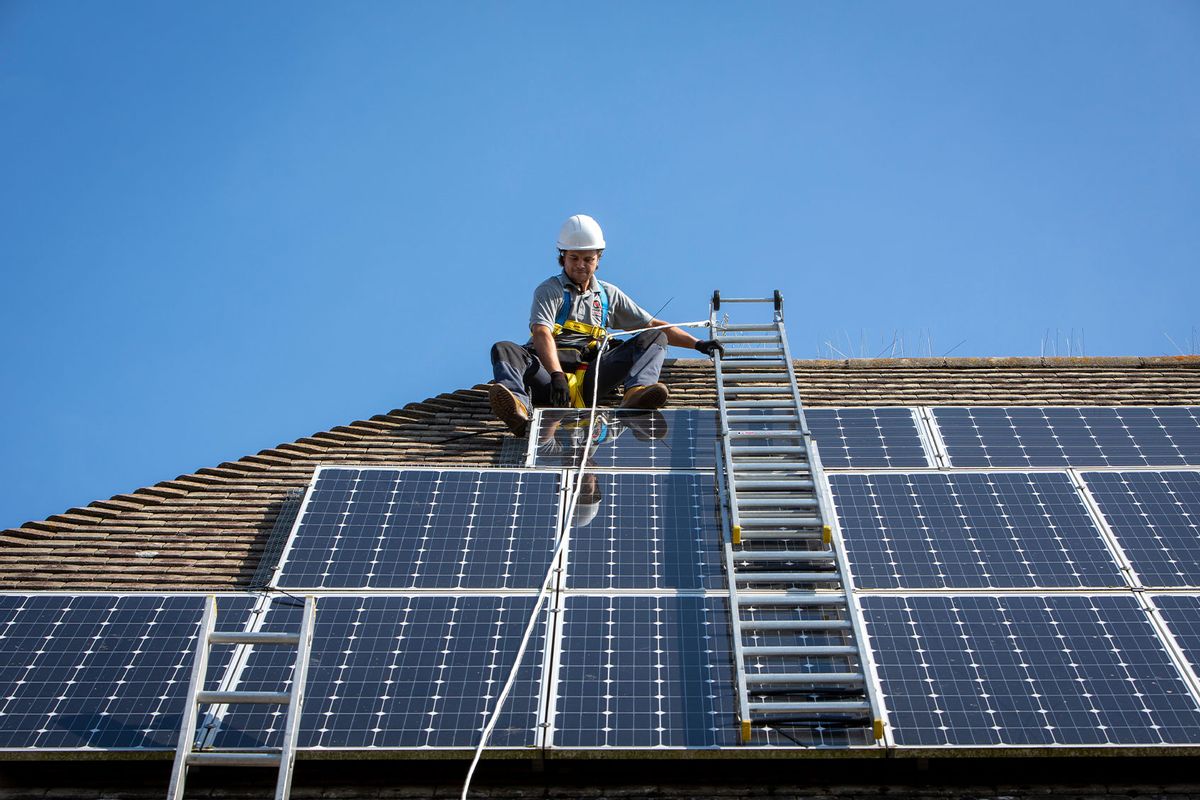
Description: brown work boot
xmin=621 ymin=383 xmax=669 ymax=410
xmin=488 ymin=384 xmax=529 ymax=436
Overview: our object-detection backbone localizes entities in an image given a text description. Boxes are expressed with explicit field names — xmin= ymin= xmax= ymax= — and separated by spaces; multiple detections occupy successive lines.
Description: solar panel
xmin=213 ymin=595 xmax=548 ymax=750
xmin=275 ymin=468 xmax=560 ymax=591
xmin=565 ymin=473 xmax=724 ymax=591
xmin=934 ymin=407 xmax=1200 ymax=468
xmin=530 ymin=409 xmax=718 ymax=470
xmin=1150 ymin=594 xmax=1200 ymax=679
xmin=830 ymin=473 xmax=1124 ymax=590
xmin=0 ymin=594 xmax=256 ymax=750
xmin=551 ymin=595 xmax=738 ymax=748
xmin=806 ymin=408 xmax=930 ymax=469
xmin=1083 ymin=471 xmax=1200 ymax=588
xmin=861 ymin=594 xmax=1200 ymax=747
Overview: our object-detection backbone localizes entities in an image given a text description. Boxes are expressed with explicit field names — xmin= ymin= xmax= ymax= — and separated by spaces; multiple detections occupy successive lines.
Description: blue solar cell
xmin=1084 ymin=471 xmax=1200 ymax=588
xmin=552 ymin=595 xmax=737 ymax=748
xmin=934 ymin=407 xmax=1200 ymax=468
xmin=214 ymin=595 xmax=547 ymax=750
xmin=276 ymin=468 xmax=560 ymax=590
xmin=1151 ymin=594 xmax=1200 ymax=678
xmin=0 ymin=595 xmax=256 ymax=750
xmin=831 ymin=473 xmax=1124 ymax=590
xmin=565 ymin=473 xmax=724 ymax=591
xmin=806 ymin=408 xmax=930 ymax=469
xmin=861 ymin=594 xmax=1200 ymax=747
xmin=531 ymin=409 xmax=718 ymax=469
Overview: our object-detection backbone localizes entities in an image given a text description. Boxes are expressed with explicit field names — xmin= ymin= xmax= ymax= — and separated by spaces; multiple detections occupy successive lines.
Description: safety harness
xmin=551 ymin=283 xmax=609 ymax=342
xmin=552 ymin=283 xmax=610 ymax=409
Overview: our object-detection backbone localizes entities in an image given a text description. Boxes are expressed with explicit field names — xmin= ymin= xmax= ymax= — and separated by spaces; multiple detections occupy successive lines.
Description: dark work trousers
xmin=490 ymin=330 xmax=668 ymax=410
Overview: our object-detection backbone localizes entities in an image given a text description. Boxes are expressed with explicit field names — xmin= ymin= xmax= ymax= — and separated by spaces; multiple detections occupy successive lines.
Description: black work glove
xmin=550 ymin=371 xmax=571 ymax=407
xmin=694 ymin=339 xmax=724 ymax=359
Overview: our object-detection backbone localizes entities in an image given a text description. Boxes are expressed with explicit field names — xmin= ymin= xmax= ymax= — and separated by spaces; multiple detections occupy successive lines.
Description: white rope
xmin=459 ymin=320 xmax=711 ymax=800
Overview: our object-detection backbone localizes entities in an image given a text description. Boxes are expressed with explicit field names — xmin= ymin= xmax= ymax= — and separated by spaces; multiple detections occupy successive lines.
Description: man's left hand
xmin=695 ymin=339 xmax=724 ymax=359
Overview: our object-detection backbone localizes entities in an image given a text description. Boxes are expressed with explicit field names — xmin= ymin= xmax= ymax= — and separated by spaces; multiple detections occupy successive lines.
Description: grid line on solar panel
xmin=0 ymin=595 xmax=257 ymax=750
xmin=1149 ymin=594 xmax=1200 ymax=688
xmin=933 ymin=407 xmax=1200 ymax=468
xmin=860 ymin=594 xmax=1200 ymax=747
xmin=530 ymin=409 xmax=718 ymax=470
xmin=830 ymin=472 xmax=1125 ymax=590
xmin=564 ymin=473 xmax=724 ymax=591
xmin=805 ymin=408 xmax=931 ymax=469
xmin=1082 ymin=471 xmax=1200 ymax=589
xmin=212 ymin=595 xmax=547 ymax=750
xmin=275 ymin=468 xmax=560 ymax=591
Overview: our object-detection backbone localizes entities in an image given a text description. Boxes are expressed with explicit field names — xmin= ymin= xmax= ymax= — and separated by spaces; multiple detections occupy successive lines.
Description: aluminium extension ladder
xmin=709 ymin=291 xmax=882 ymax=744
xmin=168 ymin=595 xmax=316 ymax=800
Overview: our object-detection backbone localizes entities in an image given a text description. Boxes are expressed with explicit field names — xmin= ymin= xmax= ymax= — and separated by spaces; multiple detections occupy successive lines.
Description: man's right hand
xmin=550 ymin=371 xmax=571 ymax=407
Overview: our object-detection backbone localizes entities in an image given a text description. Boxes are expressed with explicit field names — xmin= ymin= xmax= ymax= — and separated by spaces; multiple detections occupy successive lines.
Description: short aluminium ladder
xmin=168 ymin=594 xmax=316 ymax=800
xmin=709 ymin=290 xmax=882 ymax=744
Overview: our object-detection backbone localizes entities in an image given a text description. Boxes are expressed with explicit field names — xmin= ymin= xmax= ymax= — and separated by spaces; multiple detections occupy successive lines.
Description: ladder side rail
xmin=273 ymin=596 xmax=317 ymax=800
xmin=809 ymin=440 xmax=887 ymax=742
xmin=717 ymin=452 xmax=753 ymax=743
xmin=712 ymin=314 xmax=742 ymax=544
xmin=712 ymin=294 xmax=752 ymax=740
xmin=168 ymin=595 xmax=217 ymax=800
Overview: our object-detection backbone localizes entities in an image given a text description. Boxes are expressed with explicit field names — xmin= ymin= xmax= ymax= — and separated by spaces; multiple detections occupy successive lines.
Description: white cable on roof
xmin=460 ymin=320 xmax=711 ymax=800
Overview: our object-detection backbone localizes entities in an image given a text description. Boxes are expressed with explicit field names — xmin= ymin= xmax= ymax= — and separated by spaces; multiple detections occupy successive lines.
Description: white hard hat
xmin=557 ymin=214 xmax=606 ymax=251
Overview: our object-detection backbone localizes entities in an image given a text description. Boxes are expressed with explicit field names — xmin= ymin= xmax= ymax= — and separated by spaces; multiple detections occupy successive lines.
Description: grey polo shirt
xmin=529 ymin=273 xmax=655 ymax=348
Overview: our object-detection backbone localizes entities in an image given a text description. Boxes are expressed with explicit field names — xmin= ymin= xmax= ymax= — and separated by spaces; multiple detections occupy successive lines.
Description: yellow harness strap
xmin=552 ymin=319 xmax=609 ymax=340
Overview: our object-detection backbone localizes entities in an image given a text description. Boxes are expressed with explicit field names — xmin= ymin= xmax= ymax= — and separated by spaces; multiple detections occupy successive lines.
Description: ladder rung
xmin=740 ymin=620 xmax=850 ymax=631
xmin=727 ymin=414 xmax=798 ymax=423
xmin=719 ymin=323 xmax=778 ymax=331
xmin=187 ymin=751 xmax=283 ymax=767
xmin=734 ymin=550 xmax=833 ymax=562
xmin=731 ymin=446 xmax=807 ymax=455
xmin=749 ymin=701 xmax=870 ymax=714
xmin=209 ymin=631 xmax=300 ymax=646
xmin=721 ymin=373 xmax=793 ymax=382
xmin=721 ymin=387 xmax=794 ymax=395
xmin=738 ymin=530 xmax=823 ymax=541
xmin=720 ymin=352 xmax=787 ymax=362
xmin=743 ymin=645 xmax=859 ymax=656
xmin=718 ymin=296 xmax=778 ymax=304
xmin=736 ymin=497 xmax=818 ymax=509
xmin=729 ymin=431 xmax=804 ymax=440
xmin=745 ymin=671 xmax=862 ymax=684
xmin=740 ymin=594 xmax=848 ymax=606
xmin=722 ymin=360 xmax=788 ymax=369
xmin=733 ymin=461 xmax=810 ymax=471
xmin=720 ymin=402 xmax=796 ymax=410
xmin=718 ymin=336 xmax=781 ymax=344
xmin=734 ymin=571 xmax=839 ymax=583
xmin=733 ymin=480 xmax=815 ymax=490
xmin=737 ymin=516 xmax=822 ymax=527
xmin=196 ymin=691 xmax=291 ymax=705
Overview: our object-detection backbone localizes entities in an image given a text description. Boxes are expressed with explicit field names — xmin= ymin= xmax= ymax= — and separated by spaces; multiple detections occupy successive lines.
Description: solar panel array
xmin=276 ymin=468 xmax=561 ymax=590
xmin=831 ymin=473 xmax=1124 ymax=590
xmin=934 ymin=407 xmax=1200 ymax=468
xmin=9 ymin=404 xmax=1200 ymax=755
xmin=0 ymin=595 xmax=257 ymax=751
xmin=860 ymin=595 xmax=1200 ymax=747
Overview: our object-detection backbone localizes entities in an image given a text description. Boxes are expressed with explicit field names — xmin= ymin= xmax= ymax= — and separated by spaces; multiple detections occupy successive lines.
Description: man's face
xmin=562 ymin=250 xmax=601 ymax=288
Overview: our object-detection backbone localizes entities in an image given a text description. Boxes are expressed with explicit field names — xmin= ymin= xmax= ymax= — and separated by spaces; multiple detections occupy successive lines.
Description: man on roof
xmin=488 ymin=213 xmax=723 ymax=436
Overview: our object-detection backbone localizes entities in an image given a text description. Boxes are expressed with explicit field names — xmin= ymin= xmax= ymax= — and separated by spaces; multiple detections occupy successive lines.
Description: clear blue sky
xmin=2 ymin=1 xmax=1197 ymax=529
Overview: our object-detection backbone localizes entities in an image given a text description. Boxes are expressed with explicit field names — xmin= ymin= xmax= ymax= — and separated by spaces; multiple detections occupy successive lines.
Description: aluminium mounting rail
xmin=168 ymin=595 xmax=316 ymax=800
xmin=709 ymin=291 xmax=883 ymax=745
